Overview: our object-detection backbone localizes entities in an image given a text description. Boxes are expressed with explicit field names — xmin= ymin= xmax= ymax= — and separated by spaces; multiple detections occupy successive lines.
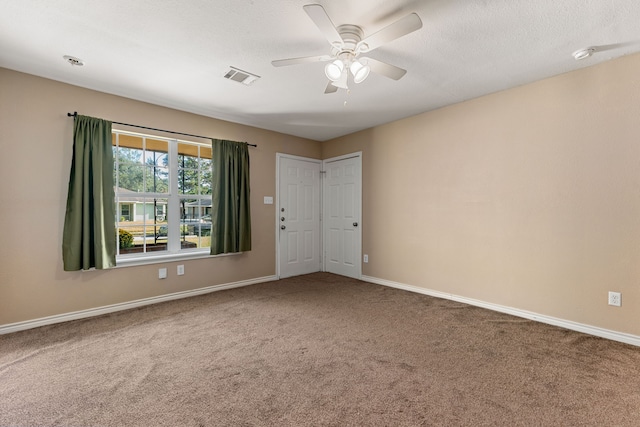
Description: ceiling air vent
xmin=223 ymin=67 xmax=260 ymax=86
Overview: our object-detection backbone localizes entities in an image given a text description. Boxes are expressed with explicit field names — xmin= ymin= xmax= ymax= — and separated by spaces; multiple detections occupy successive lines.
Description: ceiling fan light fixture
xmin=332 ymin=69 xmax=349 ymax=89
xmin=325 ymin=59 xmax=344 ymax=81
xmin=350 ymin=59 xmax=370 ymax=83
xmin=272 ymin=5 xmax=422 ymax=94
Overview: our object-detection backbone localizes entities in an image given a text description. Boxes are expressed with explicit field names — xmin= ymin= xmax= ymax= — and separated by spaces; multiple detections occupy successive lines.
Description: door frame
xmin=275 ymin=153 xmax=323 ymax=279
xmin=322 ymin=151 xmax=363 ymax=278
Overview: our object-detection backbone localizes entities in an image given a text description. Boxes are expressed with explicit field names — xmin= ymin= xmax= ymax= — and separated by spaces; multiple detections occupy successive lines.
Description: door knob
xmin=281 ymin=225 xmax=286 ymax=230
xmin=353 ymin=222 xmax=358 ymax=227
xmin=281 ymin=217 xmax=285 ymax=221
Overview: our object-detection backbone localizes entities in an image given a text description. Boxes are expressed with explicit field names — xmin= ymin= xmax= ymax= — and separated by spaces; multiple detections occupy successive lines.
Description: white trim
xmin=323 ymin=151 xmax=363 ymax=164
xmin=115 ymin=250 xmax=241 ymax=268
xmin=0 ymin=275 xmax=278 ymax=335
xmin=361 ymin=275 xmax=640 ymax=347
xmin=276 ymin=153 xmax=323 ymax=163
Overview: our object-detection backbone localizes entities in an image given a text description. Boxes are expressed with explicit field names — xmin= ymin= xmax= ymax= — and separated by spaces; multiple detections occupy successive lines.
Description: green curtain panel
xmin=211 ymin=139 xmax=252 ymax=255
xmin=62 ymin=115 xmax=116 ymax=271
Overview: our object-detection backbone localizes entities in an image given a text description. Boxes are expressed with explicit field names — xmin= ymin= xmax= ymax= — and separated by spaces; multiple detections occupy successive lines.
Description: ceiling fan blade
xmin=358 ymin=13 xmax=422 ymax=52
xmin=324 ymin=81 xmax=338 ymax=94
xmin=272 ymin=55 xmax=332 ymax=67
xmin=364 ymin=57 xmax=407 ymax=80
xmin=303 ymin=4 xmax=343 ymax=46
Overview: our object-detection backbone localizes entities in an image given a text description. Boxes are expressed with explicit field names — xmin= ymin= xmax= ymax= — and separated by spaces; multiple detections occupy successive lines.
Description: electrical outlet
xmin=177 ymin=265 xmax=185 ymax=276
xmin=363 ymin=254 xmax=368 ymax=263
xmin=608 ymin=291 xmax=621 ymax=307
xmin=158 ymin=268 xmax=167 ymax=279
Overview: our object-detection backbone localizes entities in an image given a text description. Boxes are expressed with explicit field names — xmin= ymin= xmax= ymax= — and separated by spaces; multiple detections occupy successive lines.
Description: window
xmin=120 ymin=204 xmax=131 ymax=221
xmin=113 ymin=130 xmax=212 ymax=260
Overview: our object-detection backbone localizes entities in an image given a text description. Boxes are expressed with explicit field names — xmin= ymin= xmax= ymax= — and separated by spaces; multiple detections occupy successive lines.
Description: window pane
xmin=118 ymin=227 xmax=136 ymax=254
xmin=154 ymin=224 xmax=168 ymax=239
xmin=155 ymin=166 xmax=169 ymax=192
xmin=200 ymin=159 xmax=212 ymax=195
xmin=199 ymin=157 xmax=212 ymax=171
xmin=118 ymin=146 xmax=143 ymax=164
xmin=179 ymin=198 xmax=211 ymax=249
xmin=199 ymin=199 xmax=212 ymax=248
xmin=118 ymin=226 xmax=142 ymax=255
xmin=201 ymin=199 xmax=212 ymax=221
xmin=145 ymin=165 xmax=169 ymax=193
xmin=153 ymin=199 xmax=167 ymax=222
xmin=178 ymin=153 xmax=199 ymax=168
xmin=178 ymin=167 xmax=199 ymax=194
xmin=191 ymin=224 xmax=211 ymax=249
xmin=144 ymin=139 xmax=168 ymax=163
xmin=200 ymin=175 xmax=212 ymax=195
xmin=117 ymin=164 xmax=145 ymax=192
xmin=152 ymin=196 xmax=169 ymax=245
xmin=180 ymin=198 xmax=199 ymax=221
xmin=142 ymin=198 xmax=168 ymax=253
xmin=177 ymin=142 xmax=211 ymax=196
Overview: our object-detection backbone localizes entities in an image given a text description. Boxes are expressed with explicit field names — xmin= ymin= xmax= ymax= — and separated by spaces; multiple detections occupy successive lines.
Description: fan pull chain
xmin=344 ymin=89 xmax=351 ymax=107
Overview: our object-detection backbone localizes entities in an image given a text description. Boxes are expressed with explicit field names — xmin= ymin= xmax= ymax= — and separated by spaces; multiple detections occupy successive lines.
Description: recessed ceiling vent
xmin=223 ymin=67 xmax=260 ymax=85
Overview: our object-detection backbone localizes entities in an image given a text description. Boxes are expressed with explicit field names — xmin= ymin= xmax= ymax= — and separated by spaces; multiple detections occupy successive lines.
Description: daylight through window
xmin=113 ymin=130 xmax=212 ymax=258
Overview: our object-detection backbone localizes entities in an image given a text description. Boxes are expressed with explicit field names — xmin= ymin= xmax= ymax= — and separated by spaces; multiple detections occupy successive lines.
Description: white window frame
xmin=113 ymin=129 xmax=221 ymax=267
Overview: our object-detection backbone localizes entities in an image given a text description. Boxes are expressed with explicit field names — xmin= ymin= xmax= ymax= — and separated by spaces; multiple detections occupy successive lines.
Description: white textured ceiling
xmin=1 ymin=0 xmax=639 ymax=141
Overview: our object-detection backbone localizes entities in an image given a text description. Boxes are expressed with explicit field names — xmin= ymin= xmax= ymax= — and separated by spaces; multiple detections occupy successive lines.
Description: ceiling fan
xmin=272 ymin=4 xmax=422 ymax=94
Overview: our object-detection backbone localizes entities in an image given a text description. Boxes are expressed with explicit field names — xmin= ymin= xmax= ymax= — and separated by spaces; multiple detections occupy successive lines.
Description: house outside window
xmin=113 ymin=130 xmax=212 ymax=259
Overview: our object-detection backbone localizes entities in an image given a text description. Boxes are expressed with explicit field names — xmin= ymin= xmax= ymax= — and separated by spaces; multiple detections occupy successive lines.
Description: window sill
xmin=115 ymin=249 xmax=241 ymax=268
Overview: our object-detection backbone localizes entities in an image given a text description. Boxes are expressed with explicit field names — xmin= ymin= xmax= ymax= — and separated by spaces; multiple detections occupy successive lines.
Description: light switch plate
xmin=264 ymin=196 xmax=273 ymax=204
xmin=158 ymin=268 xmax=167 ymax=279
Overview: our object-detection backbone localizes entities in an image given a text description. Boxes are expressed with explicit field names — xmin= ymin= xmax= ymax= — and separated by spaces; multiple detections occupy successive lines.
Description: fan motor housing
xmin=336 ymin=24 xmax=364 ymax=52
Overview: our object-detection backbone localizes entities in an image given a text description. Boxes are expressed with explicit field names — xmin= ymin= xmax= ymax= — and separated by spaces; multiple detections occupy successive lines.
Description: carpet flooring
xmin=1 ymin=272 xmax=639 ymax=426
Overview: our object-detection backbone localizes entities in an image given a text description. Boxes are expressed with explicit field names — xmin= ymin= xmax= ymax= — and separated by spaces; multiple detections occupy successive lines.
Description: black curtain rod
xmin=67 ymin=112 xmax=257 ymax=147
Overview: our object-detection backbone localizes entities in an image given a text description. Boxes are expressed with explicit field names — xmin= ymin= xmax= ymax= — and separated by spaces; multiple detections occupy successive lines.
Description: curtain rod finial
xmin=67 ymin=111 xmax=77 ymax=117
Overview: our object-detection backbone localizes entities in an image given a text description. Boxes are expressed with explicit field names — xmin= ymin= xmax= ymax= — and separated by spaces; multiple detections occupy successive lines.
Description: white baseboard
xmin=5 ymin=274 xmax=638 ymax=347
xmin=362 ymin=275 xmax=640 ymax=347
xmin=0 ymin=275 xmax=278 ymax=335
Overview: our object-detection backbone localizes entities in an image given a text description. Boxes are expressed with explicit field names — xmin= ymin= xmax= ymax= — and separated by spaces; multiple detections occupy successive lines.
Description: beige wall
xmin=323 ymin=53 xmax=640 ymax=336
xmin=0 ymin=68 xmax=321 ymax=325
xmin=3 ymin=53 xmax=640 ymax=337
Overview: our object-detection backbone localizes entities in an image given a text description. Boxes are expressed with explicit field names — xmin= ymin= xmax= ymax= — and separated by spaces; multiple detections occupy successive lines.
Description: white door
xmin=323 ymin=153 xmax=362 ymax=279
xmin=278 ymin=155 xmax=321 ymax=278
